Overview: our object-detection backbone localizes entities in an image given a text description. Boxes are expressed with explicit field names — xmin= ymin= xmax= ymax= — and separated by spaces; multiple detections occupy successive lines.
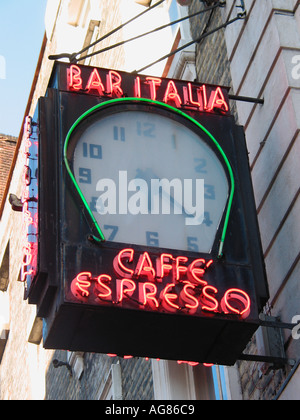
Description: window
xmin=152 ymin=360 xmax=230 ymax=400
xmin=212 ymin=365 xmax=228 ymax=400
xmin=163 ymin=0 xmax=196 ymax=80
xmin=97 ymin=363 xmax=123 ymax=400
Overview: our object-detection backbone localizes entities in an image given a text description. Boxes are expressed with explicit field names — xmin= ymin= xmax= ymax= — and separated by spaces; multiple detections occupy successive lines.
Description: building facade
xmin=0 ymin=0 xmax=299 ymax=400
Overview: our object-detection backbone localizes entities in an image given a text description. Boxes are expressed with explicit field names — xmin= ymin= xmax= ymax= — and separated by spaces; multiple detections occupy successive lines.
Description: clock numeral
xmin=194 ymin=158 xmax=207 ymax=174
xmin=137 ymin=122 xmax=156 ymax=138
xmin=114 ymin=126 xmax=126 ymax=142
xmin=204 ymin=184 xmax=215 ymax=200
xmin=203 ymin=212 xmax=213 ymax=227
xmin=79 ymin=168 xmax=92 ymax=184
xmin=104 ymin=225 xmax=119 ymax=241
xmin=146 ymin=231 xmax=159 ymax=247
xmin=83 ymin=142 xmax=102 ymax=159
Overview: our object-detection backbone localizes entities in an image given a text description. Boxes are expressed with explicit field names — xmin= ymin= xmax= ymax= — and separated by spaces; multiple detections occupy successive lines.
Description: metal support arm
xmin=238 ymin=354 xmax=295 ymax=369
xmin=238 ymin=316 xmax=300 ymax=370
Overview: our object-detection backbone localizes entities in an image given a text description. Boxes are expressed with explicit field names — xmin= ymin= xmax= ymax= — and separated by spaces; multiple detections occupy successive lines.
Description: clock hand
xmin=135 ymin=168 xmax=203 ymax=222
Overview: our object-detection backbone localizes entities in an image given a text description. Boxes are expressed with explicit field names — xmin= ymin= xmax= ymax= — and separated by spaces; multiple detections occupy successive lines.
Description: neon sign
xmin=64 ymin=64 xmax=229 ymax=115
xmin=70 ymin=248 xmax=251 ymax=320
xmin=20 ymin=116 xmax=38 ymax=294
xmin=38 ymin=62 xmax=268 ymax=365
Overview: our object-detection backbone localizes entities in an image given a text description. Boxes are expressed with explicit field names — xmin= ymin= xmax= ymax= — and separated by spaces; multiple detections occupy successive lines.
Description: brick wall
xmin=189 ymin=1 xmax=237 ymax=116
xmin=45 ymin=351 xmax=154 ymax=400
xmin=237 ymin=337 xmax=287 ymax=400
xmin=0 ymin=134 xmax=17 ymax=205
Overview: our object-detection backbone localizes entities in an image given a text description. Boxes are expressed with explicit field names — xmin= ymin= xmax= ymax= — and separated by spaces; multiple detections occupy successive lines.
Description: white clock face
xmin=71 ymin=107 xmax=229 ymax=253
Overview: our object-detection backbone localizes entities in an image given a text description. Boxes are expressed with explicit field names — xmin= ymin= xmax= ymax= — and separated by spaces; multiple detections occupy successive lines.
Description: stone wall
xmin=189 ymin=0 xmax=300 ymax=400
xmin=45 ymin=351 xmax=154 ymax=400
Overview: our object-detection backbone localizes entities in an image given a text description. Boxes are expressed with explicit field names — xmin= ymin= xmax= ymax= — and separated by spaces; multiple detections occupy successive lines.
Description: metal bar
xmin=135 ymin=14 xmax=245 ymax=74
xmin=79 ymin=2 xmax=223 ymax=62
xmin=228 ymin=94 xmax=264 ymax=105
xmin=259 ymin=320 xmax=299 ymax=331
xmin=239 ymin=354 xmax=295 ymax=367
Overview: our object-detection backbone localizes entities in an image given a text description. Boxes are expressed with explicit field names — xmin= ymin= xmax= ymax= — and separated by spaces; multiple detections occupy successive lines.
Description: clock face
xmin=67 ymin=102 xmax=229 ymax=253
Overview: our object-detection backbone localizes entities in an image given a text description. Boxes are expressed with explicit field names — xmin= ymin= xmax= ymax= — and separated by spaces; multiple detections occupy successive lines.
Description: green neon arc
xmin=64 ymin=97 xmax=235 ymax=257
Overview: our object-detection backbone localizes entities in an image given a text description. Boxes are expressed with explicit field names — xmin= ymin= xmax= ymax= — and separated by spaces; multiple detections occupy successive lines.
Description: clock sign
xmin=64 ymin=98 xmax=233 ymax=257
xmin=33 ymin=62 xmax=268 ymax=366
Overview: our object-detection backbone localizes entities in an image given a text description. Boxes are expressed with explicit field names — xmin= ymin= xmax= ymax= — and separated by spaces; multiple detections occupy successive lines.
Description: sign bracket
xmin=238 ymin=316 xmax=300 ymax=370
xmin=238 ymin=353 xmax=295 ymax=369
xmin=228 ymin=94 xmax=264 ymax=105
xmin=259 ymin=318 xmax=300 ymax=331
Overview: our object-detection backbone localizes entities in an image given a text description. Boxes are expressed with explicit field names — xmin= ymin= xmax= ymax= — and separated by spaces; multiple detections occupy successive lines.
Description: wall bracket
xmin=238 ymin=353 xmax=295 ymax=370
xmin=238 ymin=316 xmax=299 ymax=370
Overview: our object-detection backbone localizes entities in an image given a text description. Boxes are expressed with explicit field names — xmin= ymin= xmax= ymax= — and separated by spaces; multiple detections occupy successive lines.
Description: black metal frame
xmin=31 ymin=62 xmax=270 ymax=366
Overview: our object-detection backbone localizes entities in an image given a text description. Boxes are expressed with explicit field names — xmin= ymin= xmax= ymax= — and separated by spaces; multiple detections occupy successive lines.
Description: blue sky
xmin=0 ymin=0 xmax=47 ymax=136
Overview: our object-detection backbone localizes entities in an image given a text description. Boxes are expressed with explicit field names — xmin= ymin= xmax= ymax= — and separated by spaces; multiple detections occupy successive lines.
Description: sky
xmin=0 ymin=0 xmax=48 ymax=137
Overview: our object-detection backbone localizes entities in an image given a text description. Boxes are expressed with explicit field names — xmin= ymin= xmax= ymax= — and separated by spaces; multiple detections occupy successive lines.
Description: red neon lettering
xmin=135 ymin=252 xmax=155 ymax=281
xmin=187 ymin=259 xmax=208 ymax=286
xmin=201 ymin=85 xmax=208 ymax=110
xmin=206 ymin=259 xmax=213 ymax=269
xmin=21 ymin=269 xmax=34 ymax=283
xmin=139 ymin=282 xmax=159 ymax=309
xmin=163 ymin=81 xmax=182 ymax=107
xmin=201 ymin=285 xmax=219 ymax=312
xmin=208 ymin=87 xmax=229 ymax=113
xmin=187 ymin=83 xmax=201 ymax=108
xmin=117 ymin=279 xmax=136 ymax=303
xmin=22 ymin=243 xmax=33 ymax=266
xmin=24 ymin=116 xmax=32 ymax=136
xmin=23 ymin=202 xmax=34 ymax=227
xmin=180 ymin=284 xmax=199 ymax=314
xmin=177 ymin=361 xmax=200 ymax=367
xmin=97 ymin=274 xmax=112 ymax=301
xmin=221 ymin=288 xmax=251 ymax=319
xmin=145 ymin=77 xmax=162 ymax=101
xmin=71 ymin=272 xmax=92 ymax=299
xmin=86 ymin=68 xmax=105 ymax=95
xmin=113 ymin=248 xmax=135 ymax=279
xmin=156 ymin=253 xmax=173 ymax=280
xmin=134 ymin=76 xmax=141 ymax=98
xmin=161 ymin=283 xmax=180 ymax=312
xmin=107 ymin=70 xmax=123 ymax=98
xmin=68 ymin=65 xmax=82 ymax=91
xmin=175 ymin=256 xmax=188 ymax=282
